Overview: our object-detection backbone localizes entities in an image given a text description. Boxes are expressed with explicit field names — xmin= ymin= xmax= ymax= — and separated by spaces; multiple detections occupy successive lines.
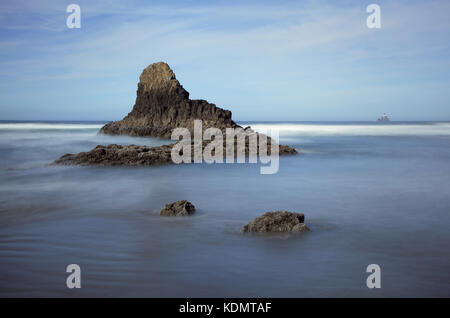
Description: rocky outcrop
xmin=53 ymin=144 xmax=173 ymax=166
xmin=241 ymin=211 xmax=310 ymax=233
xmin=53 ymin=129 xmax=297 ymax=166
xmin=100 ymin=62 xmax=238 ymax=138
xmin=159 ymin=200 xmax=196 ymax=216
xmin=54 ymin=62 xmax=298 ymax=166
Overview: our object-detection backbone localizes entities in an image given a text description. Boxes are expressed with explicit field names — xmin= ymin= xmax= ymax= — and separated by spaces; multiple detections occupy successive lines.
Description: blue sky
xmin=0 ymin=0 xmax=449 ymax=121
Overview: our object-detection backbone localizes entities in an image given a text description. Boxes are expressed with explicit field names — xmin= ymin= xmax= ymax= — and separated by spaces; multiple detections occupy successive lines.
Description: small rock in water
xmin=159 ymin=200 xmax=196 ymax=216
xmin=241 ymin=211 xmax=310 ymax=233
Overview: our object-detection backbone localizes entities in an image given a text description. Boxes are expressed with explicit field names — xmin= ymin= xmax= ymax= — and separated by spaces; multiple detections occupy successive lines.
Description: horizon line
xmin=1 ymin=119 xmax=450 ymax=123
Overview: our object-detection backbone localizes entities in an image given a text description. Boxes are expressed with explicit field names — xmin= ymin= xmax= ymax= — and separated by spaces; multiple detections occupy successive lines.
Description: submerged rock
xmin=53 ymin=136 xmax=296 ymax=166
xmin=53 ymin=144 xmax=173 ymax=166
xmin=159 ymin=200 xmax=196 ymax=216
xmin=241 ymin=211 xmax=310 ymax=233
xmin=53 ymin=128 xmax=297 ymax=166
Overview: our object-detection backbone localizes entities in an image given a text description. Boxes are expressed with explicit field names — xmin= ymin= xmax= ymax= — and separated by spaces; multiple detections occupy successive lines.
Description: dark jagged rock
xmin=53 ymin=144 xmax=173 ymax=166
xmin=100 ymin=62 xmax=238 ymax=138
xmin=159 ymin=200 xmax=196 ymax=216
xmin=241 ymin=211 xmax=310 ymax=233
xmin=53 ymin=131 xmax=297 ymax=166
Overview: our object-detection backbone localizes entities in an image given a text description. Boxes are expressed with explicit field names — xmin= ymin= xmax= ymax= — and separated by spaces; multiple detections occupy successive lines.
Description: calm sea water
xmin=0 ymin=121 xmax=450 ymax=297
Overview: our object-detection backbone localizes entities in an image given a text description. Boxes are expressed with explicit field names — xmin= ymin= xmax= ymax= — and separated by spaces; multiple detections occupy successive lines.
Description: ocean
xmin=0 ymin=120 xmax=449 ymax=297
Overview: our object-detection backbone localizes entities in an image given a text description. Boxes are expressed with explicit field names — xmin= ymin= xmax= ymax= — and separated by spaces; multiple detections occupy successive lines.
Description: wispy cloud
xmin=0 ymin=0 xmax=450 ymax=120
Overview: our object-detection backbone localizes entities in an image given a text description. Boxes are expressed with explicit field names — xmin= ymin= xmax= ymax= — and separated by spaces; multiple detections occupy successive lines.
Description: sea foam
xmin=247 ymin=122 xmax=450 ymax=137
xmin=0 ymin=123 xmax=104 ymax=130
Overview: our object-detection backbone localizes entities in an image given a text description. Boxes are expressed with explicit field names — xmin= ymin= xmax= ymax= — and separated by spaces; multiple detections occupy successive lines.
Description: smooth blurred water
xmin=0 ymin=121 xmax=450 ymax=297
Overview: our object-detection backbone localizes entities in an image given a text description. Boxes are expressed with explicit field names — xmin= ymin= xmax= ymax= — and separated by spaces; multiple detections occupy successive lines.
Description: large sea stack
xmin=100 ymin=62 xmax=238 ymax=138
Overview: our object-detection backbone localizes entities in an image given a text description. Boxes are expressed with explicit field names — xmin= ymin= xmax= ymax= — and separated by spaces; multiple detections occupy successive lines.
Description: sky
xmin=0 ymin=0 xmax=449 ymax=121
